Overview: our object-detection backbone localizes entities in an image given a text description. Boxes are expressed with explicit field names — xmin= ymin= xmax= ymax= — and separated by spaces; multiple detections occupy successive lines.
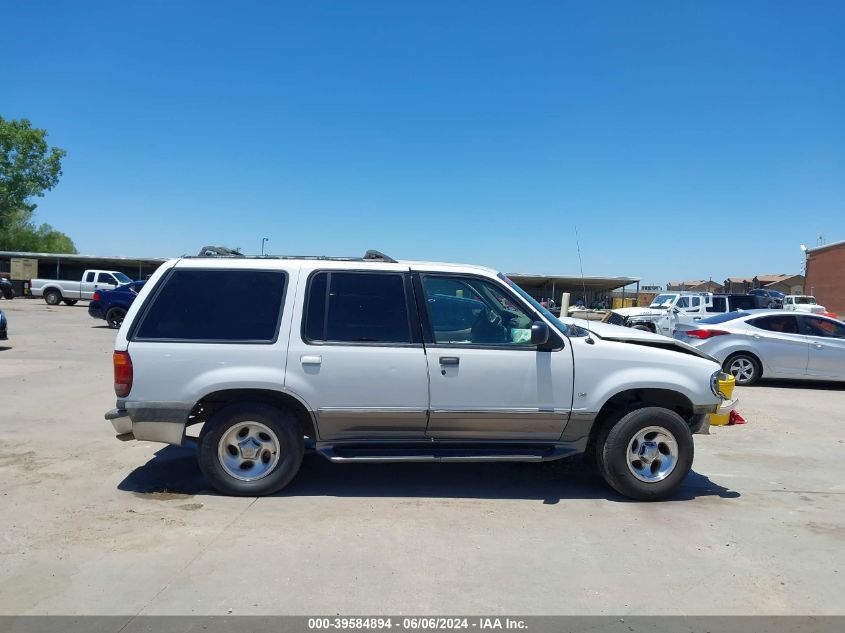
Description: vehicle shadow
xmin=0 ymin=346 xmax=11 ymax=352
xmin=118 ymin=445 xmax=740 ymax=504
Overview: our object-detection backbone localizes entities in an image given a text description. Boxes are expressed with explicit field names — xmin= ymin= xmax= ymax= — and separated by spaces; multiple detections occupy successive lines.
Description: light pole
xmin=261 ymin=237 xmax=269 ymax=256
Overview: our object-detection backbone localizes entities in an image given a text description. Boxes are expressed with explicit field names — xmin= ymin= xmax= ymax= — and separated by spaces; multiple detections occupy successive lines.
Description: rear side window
xmin=749 ymin=314 xmax=799 ymax=334
xmin=304 ymin=271 xmax=411 ymax=344
xmin=135 ymin=269 xmax=286 ymax=342
xmin=730 ymin=296 xmax=758 ymax=311
xmin=706 ymin=297 xmax=727 ymax=313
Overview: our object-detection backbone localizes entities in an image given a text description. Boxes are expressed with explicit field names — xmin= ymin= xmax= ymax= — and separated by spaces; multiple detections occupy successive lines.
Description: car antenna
xmin=574 ymin=225 xmax=595 ymax=344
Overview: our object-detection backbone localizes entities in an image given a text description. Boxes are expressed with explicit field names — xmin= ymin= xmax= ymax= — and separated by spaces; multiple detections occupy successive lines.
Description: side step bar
xmin=317 ymin=445 xmax=575 ymax=463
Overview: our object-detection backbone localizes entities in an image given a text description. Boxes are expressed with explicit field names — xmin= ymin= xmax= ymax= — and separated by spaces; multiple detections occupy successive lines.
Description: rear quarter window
xmin=134 ymin=269 xmax=286 ymax=342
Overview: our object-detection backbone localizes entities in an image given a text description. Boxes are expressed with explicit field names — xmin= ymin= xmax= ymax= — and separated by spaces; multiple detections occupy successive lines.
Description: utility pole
xmin=261 ymin=237 xmax=269 ymax=256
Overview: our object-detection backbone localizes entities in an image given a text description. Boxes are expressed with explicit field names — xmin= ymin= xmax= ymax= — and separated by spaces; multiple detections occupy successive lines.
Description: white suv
xmin=105 ymin=251 xmax=735 ymax=500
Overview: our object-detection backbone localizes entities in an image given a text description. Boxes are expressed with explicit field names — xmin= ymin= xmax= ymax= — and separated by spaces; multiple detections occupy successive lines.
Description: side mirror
xmin=531 ymin=321 xmax=550 ymax=345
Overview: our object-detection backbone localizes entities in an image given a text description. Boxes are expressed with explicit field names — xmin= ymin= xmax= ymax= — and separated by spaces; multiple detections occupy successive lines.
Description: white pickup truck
xmin=30 ymin=269 xmax=133 ymax=305
xmin=783 ymin=294 xmax=827 ymax=315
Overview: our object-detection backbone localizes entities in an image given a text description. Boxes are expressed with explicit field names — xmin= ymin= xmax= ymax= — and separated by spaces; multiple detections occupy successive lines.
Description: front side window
xmin=750 ymin=314 xmax=799 ymax=334
xmin=304 ymin=272 xmax=411 ymax=344
xmin=422 ymin=275 xmax=534 ymax=346
xmin=135 ymin=269 xmax=286 ymax=341
xmin=97 ymin=273 xmax=116 ymax=284
xmin=801 ymin=316 xmax=845 ymax=339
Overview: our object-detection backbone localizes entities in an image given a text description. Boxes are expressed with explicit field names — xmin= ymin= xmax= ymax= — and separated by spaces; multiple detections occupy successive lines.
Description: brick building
xmin=804 ymin=239 xmax=845 ymax=314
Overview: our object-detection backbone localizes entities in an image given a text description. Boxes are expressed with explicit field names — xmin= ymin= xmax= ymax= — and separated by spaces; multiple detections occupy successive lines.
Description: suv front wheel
xmin=198 ymin=402 xmax=304 ymax=496
xmin=597 ymin=406 xmax=693 ymax=501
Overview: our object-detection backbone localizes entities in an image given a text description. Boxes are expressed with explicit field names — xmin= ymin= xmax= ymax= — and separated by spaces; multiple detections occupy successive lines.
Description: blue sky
xmin=3 ymin=0 xmax=843 ymax=284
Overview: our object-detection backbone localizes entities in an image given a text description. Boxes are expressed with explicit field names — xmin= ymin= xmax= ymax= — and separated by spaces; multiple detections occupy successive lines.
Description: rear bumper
xmin=88 ymin=302 xmax=105 ymax=319
xmin=105 ymin=402 xmax=190 ymax=445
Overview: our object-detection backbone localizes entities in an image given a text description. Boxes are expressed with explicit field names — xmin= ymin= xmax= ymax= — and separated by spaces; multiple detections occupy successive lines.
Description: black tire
xmin=631 ymin=324 xmax=652 ymax=332
xmin=63 ymin=299 xmax=78 ymax=306
xmin=106 ymin=306 xmax=127 ymax=329
xmin=597 ymin=406 xmax=694 ymax=501
xmin=198 ymin=402 xmax=304 ymax=496
xmin=1 ymin=288 xmax=13 ymax=300
xmin=723 ymin=352 xmax=761 ymax=386
xmin=44 ymin=289 xmax=62 ymax=306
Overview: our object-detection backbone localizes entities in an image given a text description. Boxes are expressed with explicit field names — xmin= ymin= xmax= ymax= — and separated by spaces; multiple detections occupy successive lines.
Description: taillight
xmin=113 ymin=351 xmax=133 ymax=397
xmin=684 ymin=329 xmax=730 ymax=340
xmin=93 ymin=291 xmax=101 ymax=302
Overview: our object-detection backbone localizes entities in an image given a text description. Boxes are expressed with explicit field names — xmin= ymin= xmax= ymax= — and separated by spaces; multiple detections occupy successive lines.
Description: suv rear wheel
xmin=198 ymin=402 xmax=304 ymax=496
xmin=597 ymin=406 xmax=693 ymax=501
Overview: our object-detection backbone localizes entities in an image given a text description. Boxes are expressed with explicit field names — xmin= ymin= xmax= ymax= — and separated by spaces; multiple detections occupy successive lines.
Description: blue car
xmin=88 ymin=281 xmax=145 ymax=329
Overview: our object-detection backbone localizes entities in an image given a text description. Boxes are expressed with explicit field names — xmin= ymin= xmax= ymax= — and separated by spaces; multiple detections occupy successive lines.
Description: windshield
xmin=793 ymin=296 xmax=816 ymax=304
xmin=498 ymin=274 xmax=587 ymax=338
xmin=649 ymin=294 xmax=679 ymax=309
xmin=114 ymin=272 xmax=132 ymax=284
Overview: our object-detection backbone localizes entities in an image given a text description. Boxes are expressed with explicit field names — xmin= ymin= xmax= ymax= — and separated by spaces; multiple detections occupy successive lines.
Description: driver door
xmin=414 ymin=272 xmax=572 ymax=441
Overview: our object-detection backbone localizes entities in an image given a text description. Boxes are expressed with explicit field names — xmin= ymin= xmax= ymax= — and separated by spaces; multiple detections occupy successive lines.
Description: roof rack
xmin=186 ymin=249 xmax=398 ymax=263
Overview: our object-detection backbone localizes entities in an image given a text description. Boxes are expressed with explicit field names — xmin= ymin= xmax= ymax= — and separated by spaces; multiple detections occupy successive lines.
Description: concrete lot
xmin=0 ymin=298 xmax=843 ymax=616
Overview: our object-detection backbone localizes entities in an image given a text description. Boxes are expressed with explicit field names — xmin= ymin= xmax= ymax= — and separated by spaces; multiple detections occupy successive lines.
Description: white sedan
xmin=673 ymin=310 xmax=845 ymax=385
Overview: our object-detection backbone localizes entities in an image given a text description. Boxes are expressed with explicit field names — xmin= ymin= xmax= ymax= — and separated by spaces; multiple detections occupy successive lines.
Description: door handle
xmin=301 ymin=355 xmax=322 ymax=365
xmin=752 ymin=335 xmax=762 ymax=340
xmin=439 ymin=356 xmax=460 ymax=366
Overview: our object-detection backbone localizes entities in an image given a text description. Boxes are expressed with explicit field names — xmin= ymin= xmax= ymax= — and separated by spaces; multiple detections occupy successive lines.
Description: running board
xmin=317 ymin=445 xmax=575 ymax=463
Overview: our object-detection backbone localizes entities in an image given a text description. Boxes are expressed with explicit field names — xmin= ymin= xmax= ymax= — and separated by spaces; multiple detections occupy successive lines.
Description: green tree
xmin=0 ymin=116 xmax=76 ymax=252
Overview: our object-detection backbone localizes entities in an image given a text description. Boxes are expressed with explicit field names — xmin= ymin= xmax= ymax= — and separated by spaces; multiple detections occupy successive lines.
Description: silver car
xmin=674 ymin=309 xmax=845 ymax=385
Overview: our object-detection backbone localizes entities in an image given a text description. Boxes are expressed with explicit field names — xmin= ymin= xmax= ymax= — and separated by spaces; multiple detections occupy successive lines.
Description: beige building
xmin=666 ymin=279 xmax=724 ymax=293
xmin=723 ymin=274 xmax=804 ymax=295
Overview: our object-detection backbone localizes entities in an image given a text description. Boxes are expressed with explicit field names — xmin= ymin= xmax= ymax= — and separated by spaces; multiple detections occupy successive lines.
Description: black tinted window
xmin=750 ymin=314 xmax=799 ymax=334
xmin=706 ymin=297 xmax=727 ymax=313
xmin=801 ymin=316 xmax=845 ymax=339
xmin=304 ymin=272 xmax=410 ymax=343
xmin=730 ymin=296 xmax=759 ymax=310
xmin=136 ymin=269 xmax=286 ymax=341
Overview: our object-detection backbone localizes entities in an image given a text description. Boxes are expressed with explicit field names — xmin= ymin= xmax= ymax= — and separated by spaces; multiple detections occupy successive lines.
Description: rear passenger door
xmin=285 ymin=269 xmax=430 ymax=441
